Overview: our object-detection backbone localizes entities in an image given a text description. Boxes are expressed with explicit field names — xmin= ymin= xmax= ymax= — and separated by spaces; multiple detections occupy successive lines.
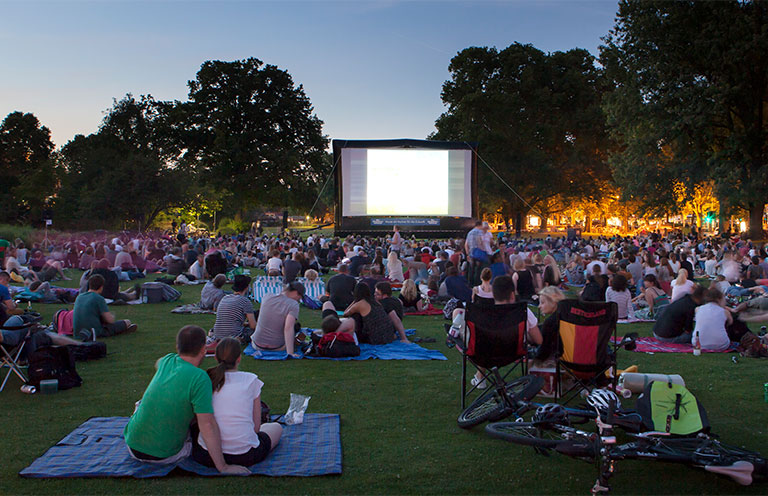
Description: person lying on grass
xmin=192 ymin=337 xmax=282 ymax=468
xmin=124 ymin=325 xmax=250 ymax=475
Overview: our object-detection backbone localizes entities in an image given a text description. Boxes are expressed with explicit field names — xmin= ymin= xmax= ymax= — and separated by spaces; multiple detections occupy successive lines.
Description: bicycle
xmin=486 ymin=403 xmax=768 ymax=493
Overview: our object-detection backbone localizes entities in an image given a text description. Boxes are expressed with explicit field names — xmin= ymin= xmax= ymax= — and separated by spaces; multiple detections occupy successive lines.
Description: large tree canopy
xmin=601 ymin=0 xmax=768 ymax=236
xmin=0 ymin=111 xmax=56 ymax=223
xmin=431 ymin=43 xmax=610 ymax=228
xmin=57 ymin=95 xmax=188 ymax=229
xmin=182 ymin=58 xmax=329 ymax=211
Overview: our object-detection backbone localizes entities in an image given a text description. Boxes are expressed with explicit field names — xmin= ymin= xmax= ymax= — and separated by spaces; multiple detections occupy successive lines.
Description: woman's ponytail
xmin=206 ymin=337 xmax=241 ymax=392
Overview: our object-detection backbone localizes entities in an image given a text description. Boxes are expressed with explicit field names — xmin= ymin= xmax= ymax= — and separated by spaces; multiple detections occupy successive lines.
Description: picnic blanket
xmin=611 ymin=336 xmax=737 ymax=353
xmin=243 ymin=336 xmax=446 ymax=361
xmin=618 ymin=318 xmax=655 ymax=324
xmin=405 ymin=306 xmax=444 ymax=316
xmin=20 ymin=414 xmax=342 ymax=478
xmin=171 ymin=303 xmax=216 ymax=314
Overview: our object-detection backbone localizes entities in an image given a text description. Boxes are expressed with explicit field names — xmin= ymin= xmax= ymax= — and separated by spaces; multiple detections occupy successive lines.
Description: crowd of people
xmin=3 ymin=221 xmax=768 ymax=472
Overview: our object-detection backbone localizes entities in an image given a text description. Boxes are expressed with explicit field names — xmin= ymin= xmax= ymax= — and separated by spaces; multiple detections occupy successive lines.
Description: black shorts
xmin=192 ymin=431 xmax=272 ymax=468
xmin=322 ymin=308 xmax=338 ymax=319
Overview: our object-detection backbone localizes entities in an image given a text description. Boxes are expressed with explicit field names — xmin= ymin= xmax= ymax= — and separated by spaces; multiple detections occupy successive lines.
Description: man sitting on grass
xmin=250 ymin=281 xmax=305 ymax=357
xmin=73 ymin=274 xmax=137 ymax=341
xmin=212 ymin=275 xmax=255 ymax=341
xmin=124 ymin=325 xmax=249 ymax=474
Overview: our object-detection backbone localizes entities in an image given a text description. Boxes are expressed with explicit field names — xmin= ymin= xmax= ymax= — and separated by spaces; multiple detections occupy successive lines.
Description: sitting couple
xmin=320 ymin=281 xmax=410 ymax=345
xmin=124 ymin=326 xmax=282 ymax=473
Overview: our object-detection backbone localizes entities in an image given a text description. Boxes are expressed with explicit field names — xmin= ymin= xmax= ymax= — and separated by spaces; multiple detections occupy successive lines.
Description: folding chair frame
xmin=0 ymin=322 xmax=33 ymax=392
xmin=456 ymin=302 xmax=530 ymax=409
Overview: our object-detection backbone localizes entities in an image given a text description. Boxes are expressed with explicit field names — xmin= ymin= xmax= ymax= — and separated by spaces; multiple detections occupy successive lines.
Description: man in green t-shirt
xmin=72 ymin=274 xmax=136 ymax=341
xmin=124 ymin=325 xmax=249 ymax=474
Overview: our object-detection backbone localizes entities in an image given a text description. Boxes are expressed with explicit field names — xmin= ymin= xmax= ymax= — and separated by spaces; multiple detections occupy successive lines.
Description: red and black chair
xmin=554 ymin=299 xmax=623 ymax=404
xmin=454 ymin=302 xmax=529 ymax=409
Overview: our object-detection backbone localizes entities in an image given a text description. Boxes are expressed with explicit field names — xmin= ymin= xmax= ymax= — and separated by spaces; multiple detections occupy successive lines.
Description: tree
xmin=181 ymin=58 xmax=329 ymax=212
xmin=431 ymin=44 xmax=611 ymax=227
xmin=601 ymin=0 xmax=768 ymax=237
xmin=0 ymin=111 xmax=57 ymax=223
xmin=57 ymin=95 xmax=190 ymax=229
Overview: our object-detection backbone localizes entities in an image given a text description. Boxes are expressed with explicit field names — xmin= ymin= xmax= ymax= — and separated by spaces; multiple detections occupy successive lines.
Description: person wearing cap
xmin=212 ymin=275 xmax=256 ymax=341
xmin=250 ymin=281 xmax=304 ymax=357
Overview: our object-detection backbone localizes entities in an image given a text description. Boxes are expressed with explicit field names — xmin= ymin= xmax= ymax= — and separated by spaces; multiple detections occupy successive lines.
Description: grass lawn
xmin=1 ymin=269 xmax=767 ymax=495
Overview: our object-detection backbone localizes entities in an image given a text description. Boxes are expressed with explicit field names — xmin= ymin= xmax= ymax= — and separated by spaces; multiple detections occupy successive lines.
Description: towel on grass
xmin=171 ymin=303 xmax=216 ymax=314
xmin=611 ymin=336 xmax=737 ymax=353
xmin=244 ymin=335 xmax=446 ymax=361
xmin=20 ymin=414 xmax=341 ymax=478
xmin=405 ymin=306 xmax=443 ymax=316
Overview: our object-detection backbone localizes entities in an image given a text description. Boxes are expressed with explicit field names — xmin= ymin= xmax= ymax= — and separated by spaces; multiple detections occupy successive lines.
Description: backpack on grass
xmin=27 ymin=346 xmax=83 ymax=390
xmin=636 ymin=380 xmax=709 ymax=436
xmin=52 ymin=309 xmax=74 ymax=335
xmin=308 ymin=331 xmax=360 ymax=358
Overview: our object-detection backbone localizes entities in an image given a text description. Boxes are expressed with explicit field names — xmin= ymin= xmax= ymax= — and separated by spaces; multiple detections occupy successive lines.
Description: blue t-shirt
xmin=0 ymin=283 xmax=11 ymax=303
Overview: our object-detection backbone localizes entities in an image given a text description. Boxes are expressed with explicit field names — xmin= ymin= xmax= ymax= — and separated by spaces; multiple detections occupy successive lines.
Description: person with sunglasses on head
xmin=250 ymin=281 xmax=305 ymax=358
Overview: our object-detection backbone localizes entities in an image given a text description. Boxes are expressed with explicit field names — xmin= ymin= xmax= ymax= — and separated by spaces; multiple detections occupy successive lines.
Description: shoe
xmin=471 ymin=376 xmax=487 ymax=390
xmin=126 ymin=324 xmax=138 ymax=334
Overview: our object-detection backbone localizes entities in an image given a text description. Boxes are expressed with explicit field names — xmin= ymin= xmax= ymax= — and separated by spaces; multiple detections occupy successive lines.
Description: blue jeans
xmin=1 ymin=315 xmax=27 ymax=347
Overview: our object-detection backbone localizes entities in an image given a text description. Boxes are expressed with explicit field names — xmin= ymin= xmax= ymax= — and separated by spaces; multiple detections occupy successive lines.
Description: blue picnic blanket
xmin=20 ymin=414 xmax=341 ymax=478
xmin=244 ymin=338 xmax=446 ymax=361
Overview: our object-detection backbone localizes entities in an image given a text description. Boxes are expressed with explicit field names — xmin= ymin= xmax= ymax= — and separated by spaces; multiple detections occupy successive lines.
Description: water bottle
xmin=760 ymin=326 xmax=767 ymax=337
xmin=692 ymin=331 xmax=701 ymax=356
xmin=20 ymin=384 xmax=36 ymax=394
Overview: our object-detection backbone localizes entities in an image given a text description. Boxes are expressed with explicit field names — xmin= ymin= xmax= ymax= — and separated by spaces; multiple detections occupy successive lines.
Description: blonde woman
xmin=304 ymin=269 xmax=319 ymax=282
xmin=398 ymin=279 xmax=424 ymax=312
xmin=670 ymin=268 xmax=694 ymax=302
xmin=533 ymin=286 xmax=566 ymax=363
xmin=386 ymin=251 xmax=405 ymax=282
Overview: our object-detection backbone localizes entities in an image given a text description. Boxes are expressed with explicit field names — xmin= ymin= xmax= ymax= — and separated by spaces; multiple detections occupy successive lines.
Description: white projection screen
xmin=339 ymin=146 xmax=473 ymax=218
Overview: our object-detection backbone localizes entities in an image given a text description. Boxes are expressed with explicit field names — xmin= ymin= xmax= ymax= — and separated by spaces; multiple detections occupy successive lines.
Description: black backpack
xmin=27 ymin=346 xmax=83 ymax=390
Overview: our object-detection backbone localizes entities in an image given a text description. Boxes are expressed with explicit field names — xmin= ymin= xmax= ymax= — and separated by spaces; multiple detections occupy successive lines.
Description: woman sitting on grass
xmin=325 ymin=282 xmax=396 ymax=345
xmin=670 ymin=268 xmax=694 ymax=302
xmin=633 ymin=274 xmax=669 ymax=320
xmin=693 ymin=287 xmax=732 ymax=352
xmin=193 ymin=337 xmax=282 ymax=468
xmin=472 ymin=267 xmax=495 ymax=305
xmin=398 ymin=279 xmax=424 ymax=312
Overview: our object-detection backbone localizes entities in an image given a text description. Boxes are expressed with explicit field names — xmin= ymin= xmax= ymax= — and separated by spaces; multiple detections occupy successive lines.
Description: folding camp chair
xmin=453 ymin=302 xmax=529 ymax=409
xmin=1 ymin=322 xmax=33 ymax=392
xmin=554 ymin=299 xmax=619 ymax=404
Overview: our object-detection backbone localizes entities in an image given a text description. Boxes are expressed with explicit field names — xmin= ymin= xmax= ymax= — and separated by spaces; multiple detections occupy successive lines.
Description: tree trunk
xmin=539 ymin=214 xmax=548 ymax=233
xmin=748 ymin=203 xmax=765 ymax=239
xmin=718 ymin=202 xmax=728 ymax=235
xmin=585 ymin=215 xmax=592 ymax=233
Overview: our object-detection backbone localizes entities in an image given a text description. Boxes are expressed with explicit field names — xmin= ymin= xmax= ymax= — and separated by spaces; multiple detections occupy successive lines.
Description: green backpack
xmin=636 ymin=381 xmax=710 ymax=436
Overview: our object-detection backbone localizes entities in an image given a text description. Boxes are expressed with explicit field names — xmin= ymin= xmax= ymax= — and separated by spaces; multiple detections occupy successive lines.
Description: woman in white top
xmin=693 ymin=287 xmax=732 ymax=351
xmin=605 ymin=274 xmax=634 ymax=320
xmin=193 ymin=338 xmax=282 ymax=467
xmin=386 ymin=251 xmax=405 ymax=282
xmin=265 ymin=250 xmax=283 ymax=276
xmin=670 ymin=268 xmax=694 ymax=302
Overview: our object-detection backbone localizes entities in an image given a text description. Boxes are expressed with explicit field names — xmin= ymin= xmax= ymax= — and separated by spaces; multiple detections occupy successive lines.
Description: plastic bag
xmin=284 ymin=393 xmax=311 ymax=425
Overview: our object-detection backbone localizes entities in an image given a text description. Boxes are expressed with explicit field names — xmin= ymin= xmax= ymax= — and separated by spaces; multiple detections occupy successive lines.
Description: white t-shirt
xmin=198 ymin=371 xmax=264 ymax=455
xmin=189 ymin=260 xmax=204 ymax=280
xmin=670 ymin=279 xmax=694 ymax=302
xmin=693 ymin=303 xmax=730 ymax=351
xmin=586 ymin=260 xmax=607 ymax=276
xmin=266 ymin=257 xmax=282 ymax=272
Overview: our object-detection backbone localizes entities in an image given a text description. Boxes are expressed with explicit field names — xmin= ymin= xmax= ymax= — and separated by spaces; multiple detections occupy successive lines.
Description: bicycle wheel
xmin=616 ymin=436 xmax=768 ymax=483
xmin=485 ymin=421 xmax=597 ymax=456
xmin=457 ymin=375 xmax=543 ymax=429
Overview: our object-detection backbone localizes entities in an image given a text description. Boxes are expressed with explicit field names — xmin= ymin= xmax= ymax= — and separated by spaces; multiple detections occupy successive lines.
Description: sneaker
xmin=471 ymin=376 xmax=487 ymax=390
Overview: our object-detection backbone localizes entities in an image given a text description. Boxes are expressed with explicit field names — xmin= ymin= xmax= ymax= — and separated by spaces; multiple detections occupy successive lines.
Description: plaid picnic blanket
xmin=20 ymin=414 xmax=342 ymax=478
xmin=611 ymin=336 xmax=737 ymax=353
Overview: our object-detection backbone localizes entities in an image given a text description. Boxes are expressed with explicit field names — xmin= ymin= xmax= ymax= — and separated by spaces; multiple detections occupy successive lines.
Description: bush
xmin=0 ymin=224 xmax=39 ymax=246
xmin=217 ymin=217 xmax=250 ymax=235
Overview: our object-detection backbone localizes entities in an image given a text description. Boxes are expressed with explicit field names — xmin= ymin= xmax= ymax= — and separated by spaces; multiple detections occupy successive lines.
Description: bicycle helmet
xmin=586 ymin=389 xmax=620 ymax=413
xmin=533 ymin=403 xmax=569 ymax=425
